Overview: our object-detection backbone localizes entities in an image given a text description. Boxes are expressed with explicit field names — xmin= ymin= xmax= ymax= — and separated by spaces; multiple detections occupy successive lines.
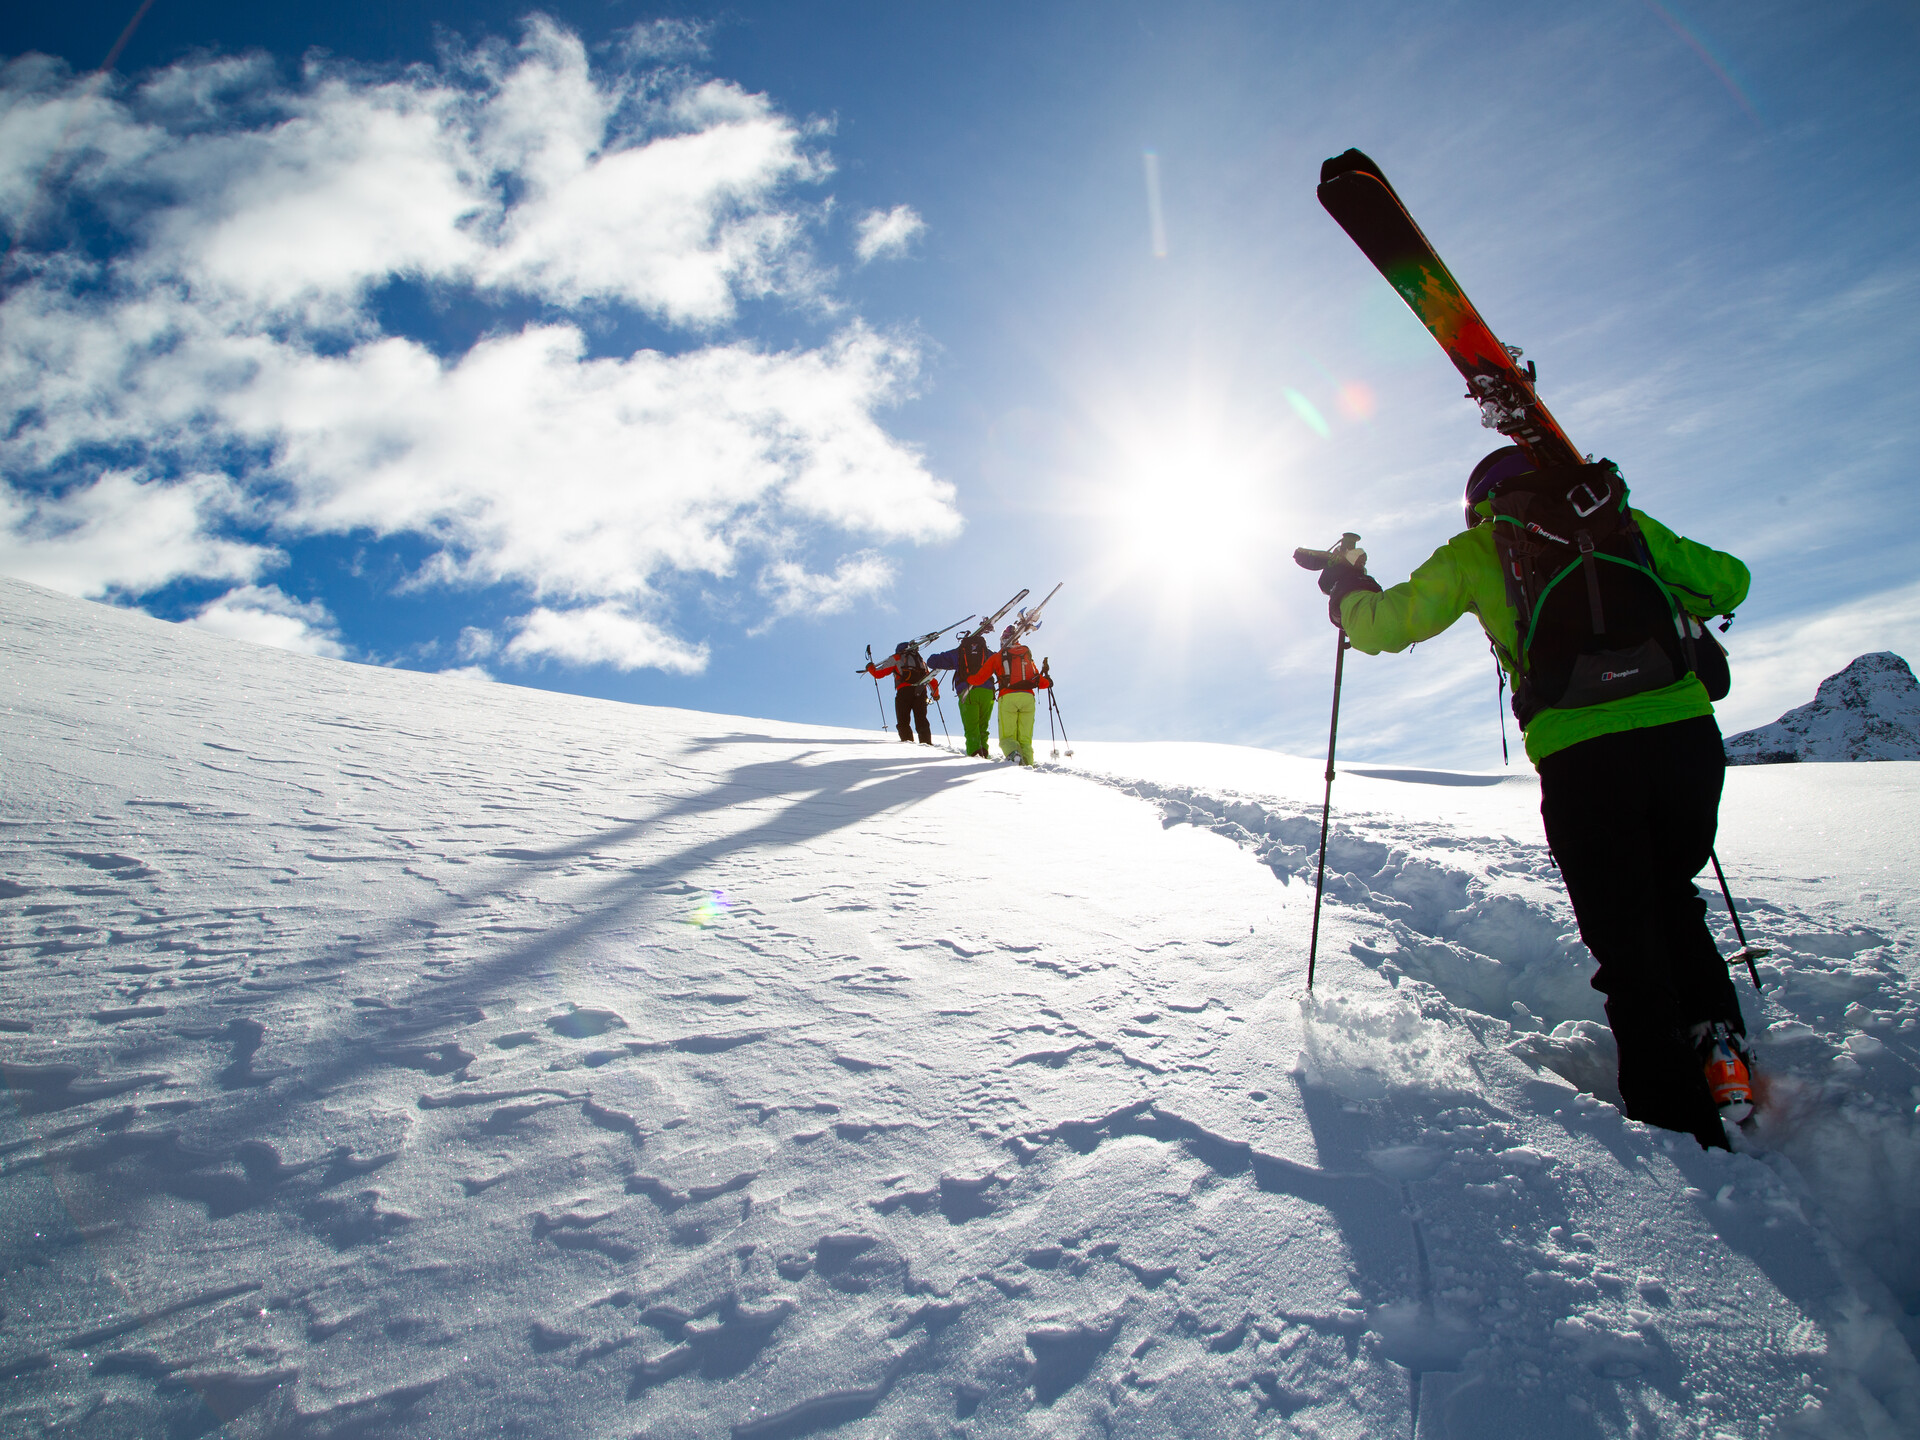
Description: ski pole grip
xmin=1297 ymin=533 xmax=1366 ymax=571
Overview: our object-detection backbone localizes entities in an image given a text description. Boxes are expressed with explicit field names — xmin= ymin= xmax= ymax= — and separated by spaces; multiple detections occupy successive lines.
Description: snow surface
xmin=4 ymin=575 xmax=1920 ymax=1440
xmin=1724 ymin=653 xmax=1920 ymax=765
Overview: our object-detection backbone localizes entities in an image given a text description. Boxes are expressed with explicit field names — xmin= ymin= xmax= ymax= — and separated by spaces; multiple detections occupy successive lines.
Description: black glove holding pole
xmin=1293 ymin=532 xmax=1381 ymax=626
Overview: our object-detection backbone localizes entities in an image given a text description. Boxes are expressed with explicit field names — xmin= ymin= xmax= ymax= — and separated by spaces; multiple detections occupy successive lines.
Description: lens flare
xmin=1336 ymin=382 xmax=1375 ymax=420
xmin=689 ymin=888 xmax=730 ymax=929
xmin=1142 ymin=149 xmax=1168 ymax=259
xmin=1641 ymin=0 xmax=1763 ymax=127
xmin=1283 ymin=388 xmax=1329 ymax=439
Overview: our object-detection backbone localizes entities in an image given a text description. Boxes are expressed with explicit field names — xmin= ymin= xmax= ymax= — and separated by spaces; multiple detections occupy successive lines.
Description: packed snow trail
xmin=2 ymin=577 xmax=1917 ymax=1439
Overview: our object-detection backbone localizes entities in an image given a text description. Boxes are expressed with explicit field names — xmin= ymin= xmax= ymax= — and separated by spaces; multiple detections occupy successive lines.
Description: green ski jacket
xmin=1337 ymin=509 xmax=1750 ymax=766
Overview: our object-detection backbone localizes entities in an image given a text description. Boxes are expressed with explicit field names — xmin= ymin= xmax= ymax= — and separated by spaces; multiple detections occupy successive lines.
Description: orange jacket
xmin=988 ymin=643 xmax=1051 ymax=695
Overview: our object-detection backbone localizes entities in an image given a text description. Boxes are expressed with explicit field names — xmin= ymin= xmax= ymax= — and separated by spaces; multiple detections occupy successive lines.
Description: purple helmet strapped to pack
xmin=1464 ymin=446 xmax=1536 ymax=528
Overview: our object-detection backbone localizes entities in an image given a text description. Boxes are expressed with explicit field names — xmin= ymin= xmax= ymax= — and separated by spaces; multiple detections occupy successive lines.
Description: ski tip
xmin=1319 ymin=148 xmax=1386 ymax=187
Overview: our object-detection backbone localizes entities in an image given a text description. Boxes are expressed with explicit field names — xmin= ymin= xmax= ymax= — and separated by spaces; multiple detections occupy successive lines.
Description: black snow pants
xmin=1537 ymin=715 xmax=1745 ymax=1149
xmin=894 ymin=687 xmax=932 ymax=744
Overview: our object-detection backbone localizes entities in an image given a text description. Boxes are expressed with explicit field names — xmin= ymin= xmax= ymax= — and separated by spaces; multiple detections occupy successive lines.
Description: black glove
xmin=1317 ymin=560 xmax=1381 ymax=626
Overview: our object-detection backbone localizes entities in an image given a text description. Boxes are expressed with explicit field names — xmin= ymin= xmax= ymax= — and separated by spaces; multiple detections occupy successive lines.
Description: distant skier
xmin=929 ymin=623 xmax=1000 ymax=758
xmin=1309 ymin=447 xmax=1755 ymax=1149
xmin=863 ymin=641 xmax=935 ymax=745
xmin=987 ymin=624 xmax=1052 ymax=766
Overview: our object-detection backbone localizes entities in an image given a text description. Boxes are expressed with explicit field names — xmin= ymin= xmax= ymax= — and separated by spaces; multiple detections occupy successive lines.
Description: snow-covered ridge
xmin=1725 ymin=651 xmax=1920 ymax=764
xmin=3 ymin=577 xmax=1919 ymax=1439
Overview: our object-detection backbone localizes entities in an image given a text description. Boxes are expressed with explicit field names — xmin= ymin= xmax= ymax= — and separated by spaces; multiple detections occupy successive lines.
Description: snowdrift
xmin=3 ymin=576 xmax=1918 ymax=1440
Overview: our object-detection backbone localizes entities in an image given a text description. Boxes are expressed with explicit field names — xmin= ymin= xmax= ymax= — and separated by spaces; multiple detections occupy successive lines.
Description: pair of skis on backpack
xmin=1313 ymin=147 xmax=1740 ymax=717
xmin=977 ymin=582 xmax=1063 ymax=646
xmin=861 ymin=585 xmax=1068 ymax=757
xmin=1315 ymin=149 xmax=1582 ymax=472
xmin=882 ymin=581 xmax=1063 ymax=662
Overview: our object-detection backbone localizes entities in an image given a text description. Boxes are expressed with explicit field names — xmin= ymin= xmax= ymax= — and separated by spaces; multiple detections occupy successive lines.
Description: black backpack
xmin=1487 ymin=461 xmax=1710 ymax=726
xmin=896 ymin=644 xmax=929 ymax=686
xmin=959 ymin=630 xmax=988 ymax=676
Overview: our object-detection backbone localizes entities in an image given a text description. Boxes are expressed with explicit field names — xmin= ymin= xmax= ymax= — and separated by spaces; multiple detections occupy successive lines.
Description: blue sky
xmin=4 ymin=1 xmax=1917 ymax=767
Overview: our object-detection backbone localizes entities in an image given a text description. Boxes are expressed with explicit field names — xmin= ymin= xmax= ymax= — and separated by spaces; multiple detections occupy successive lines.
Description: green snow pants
xmin=960 ymin=686 xmax=995 ymax=757
xmin=998 ymin=691 xmax=1037 ymax=765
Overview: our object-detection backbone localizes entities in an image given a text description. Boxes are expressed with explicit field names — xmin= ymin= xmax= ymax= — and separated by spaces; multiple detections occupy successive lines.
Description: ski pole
xmin=864 ymin=645 xmax=888 ymax=733
xmin=1048 ymin=687 xmax=1072 ymax=757
xmin=1046 ymin=669 xmax=1058 ymax=759
xmin=1708 ymin=849 xmax=1769 ymax=991
xmin=1306 ymin=630 xmax=1350 ymax=991
xmin=934 ymin=690 xmax=953 ymax=751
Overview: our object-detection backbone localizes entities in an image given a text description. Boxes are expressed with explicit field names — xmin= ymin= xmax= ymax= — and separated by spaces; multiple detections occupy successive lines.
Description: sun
xmin=1091 ymin=405 xmax=1295 ymax=612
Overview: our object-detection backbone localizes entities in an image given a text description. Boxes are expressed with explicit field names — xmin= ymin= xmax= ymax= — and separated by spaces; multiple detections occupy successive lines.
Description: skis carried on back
xmin=861 ymin=619 xmax=966 ymax=702
xmin=910 ymin=614 xmax=975 ymax=648
xmin=969 ymin=589 xmax=1028 ymax=638
xmin=1005 ymin=582 xmax=1062 ymax=642
xmin=1315 ymin=149 xmax=1583 ymax=472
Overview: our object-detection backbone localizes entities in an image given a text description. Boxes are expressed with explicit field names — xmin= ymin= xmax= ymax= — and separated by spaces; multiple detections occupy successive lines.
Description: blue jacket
xmin=928 ymin=645 xmax=970 ymax=698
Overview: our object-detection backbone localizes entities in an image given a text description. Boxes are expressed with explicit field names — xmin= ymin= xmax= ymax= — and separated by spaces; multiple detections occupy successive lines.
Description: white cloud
xmin=0 ymin=22 xmax=959 ymax=666
xmin=456 ymin=626 xmax=497 ymax=660
xmin=754 ymin=550 xmax=894 ymax=631
xmin=436 ymin=663 xmax=497 ymax=683
xmin=0 ymin=471 xmax=273 ymax=597
xmin=615 ymin=18 xmax=710 ymax=64
xmin=186 ymin=583 xmax=346 ymax=657
xmin=854 ymin=204 xmax=925 ymax=263
xmin=221 ymin=320 xmax=957 ymax=604
xmin=503 ymin=603 xmax=709 ymax=673
xmin=475 ymin=40 xmax=829 ymax=322
xmin=77 ymin=20 xmax=824 ymax=328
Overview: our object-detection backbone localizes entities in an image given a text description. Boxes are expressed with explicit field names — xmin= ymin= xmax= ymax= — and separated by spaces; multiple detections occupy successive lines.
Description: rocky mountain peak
xmin=1724 ymin=651 xmax=1920 ymax=764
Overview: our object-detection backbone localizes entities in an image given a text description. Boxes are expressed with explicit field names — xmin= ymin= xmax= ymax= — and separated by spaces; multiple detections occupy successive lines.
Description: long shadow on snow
xmin=443 ymin=744 xmax=969 ymax=870
xmin=288 ymin=741 xmax=980 ymax=1068
xmin=685 ymin=732 xmax=895 ymax=750
xmin=13 ymin=743 xmax=986 ymax=1223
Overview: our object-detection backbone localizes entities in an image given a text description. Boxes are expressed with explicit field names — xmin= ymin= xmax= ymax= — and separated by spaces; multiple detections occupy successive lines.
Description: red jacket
xmin=987 ymin=643 xmax=1051 ymax=695
xmin=867 ymin=654 xmax=934 ymax=693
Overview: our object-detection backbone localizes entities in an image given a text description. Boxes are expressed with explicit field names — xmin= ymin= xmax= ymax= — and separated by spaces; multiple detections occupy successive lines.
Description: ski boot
xmin=1693 ymin=1021 xmax=1757 ymax=1125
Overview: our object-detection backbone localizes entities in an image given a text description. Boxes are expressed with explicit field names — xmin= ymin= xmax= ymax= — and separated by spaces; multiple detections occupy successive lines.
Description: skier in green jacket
xmin=1312 ymin=447 xmax=1756 ymax=1150
xmin=929 ymin=624 xmax=999 ymax=759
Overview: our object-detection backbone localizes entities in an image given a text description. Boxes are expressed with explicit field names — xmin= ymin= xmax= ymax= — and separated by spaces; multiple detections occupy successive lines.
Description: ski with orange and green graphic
xmin=1315 ymin=149 xmax=1583 ymax=473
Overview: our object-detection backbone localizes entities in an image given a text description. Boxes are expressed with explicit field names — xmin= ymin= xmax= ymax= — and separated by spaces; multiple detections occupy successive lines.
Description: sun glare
xmin=1095 ymin=414 xmax=1291 ymax=612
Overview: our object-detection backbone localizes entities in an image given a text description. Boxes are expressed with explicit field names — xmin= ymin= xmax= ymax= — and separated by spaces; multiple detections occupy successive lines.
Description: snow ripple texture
xmin=2 ymin=576 xmax=1919 ymax=1440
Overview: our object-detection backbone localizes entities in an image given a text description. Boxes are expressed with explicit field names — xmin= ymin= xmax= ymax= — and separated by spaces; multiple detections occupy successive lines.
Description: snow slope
xmin=3 ymin=575 xmax=1919 ymax=1440
xmin=1724 ymin=652 xmax=1920 ymax=764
